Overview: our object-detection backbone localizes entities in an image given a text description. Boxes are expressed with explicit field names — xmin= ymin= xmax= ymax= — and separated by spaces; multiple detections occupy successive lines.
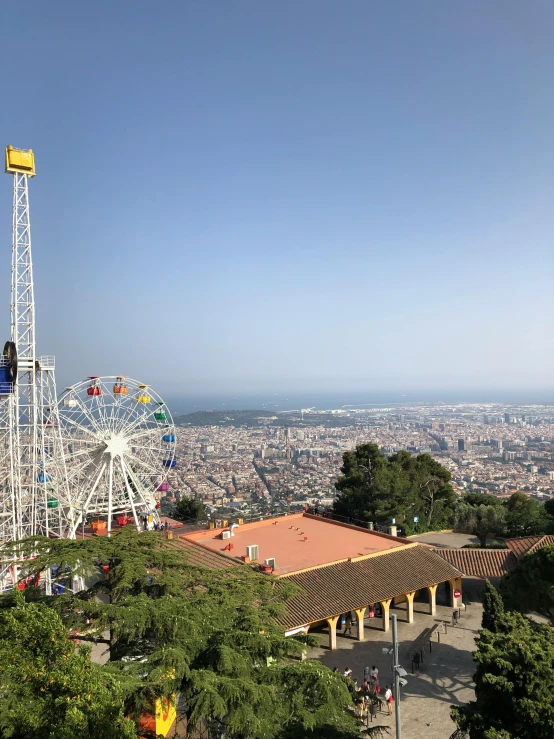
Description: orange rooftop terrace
xmin=183 ymin=513 xmax=406 ymax=575
xmin=179 ymin=513 xmax=463 ymax=649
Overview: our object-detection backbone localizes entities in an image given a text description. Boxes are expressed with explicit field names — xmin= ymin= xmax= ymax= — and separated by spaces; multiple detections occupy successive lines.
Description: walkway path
xmin=308 ymin=600 xmax=481 ymax=738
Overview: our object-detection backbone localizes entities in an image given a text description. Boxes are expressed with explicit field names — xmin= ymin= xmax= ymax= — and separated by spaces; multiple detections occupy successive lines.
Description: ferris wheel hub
xmin=102 ymin=433 xmax=128 ymax=458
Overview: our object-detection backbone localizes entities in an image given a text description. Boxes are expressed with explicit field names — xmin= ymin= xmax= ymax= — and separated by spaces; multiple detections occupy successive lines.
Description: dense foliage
xmin=454 ymin=492 xmax=553 ymax=545
xmin=0 ymin=530 xmax=382 ymax=739
xmin=451 ymin=582 xmax=554 ymax=739
xmin=0 ymin=594 xmax=137 ymax=739
xmin=504 ymin=492 xmax=551 ymax=536
xmin=499 ymin=544 xmax=554 ymax=623
xmin=171 ymin=495 xmax=207 ymax=523
xmin=454 ymin=502 xmax=506 ymax=547
xmin=332 ymin=444 xmax=455 ymax=531
xmin=333 ymin=444 xmax=554 ymax=541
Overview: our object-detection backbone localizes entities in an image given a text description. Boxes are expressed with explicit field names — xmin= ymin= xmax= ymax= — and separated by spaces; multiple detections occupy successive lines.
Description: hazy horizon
xmin=1 ymin=1 xmax=552 ymax=397
xmin=165 ymin=388 xmax=554 ymax=417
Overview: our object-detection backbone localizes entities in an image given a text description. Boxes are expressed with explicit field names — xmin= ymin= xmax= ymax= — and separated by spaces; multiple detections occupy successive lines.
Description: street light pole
xmin=392 ymin=613 xmax=402 ymax=739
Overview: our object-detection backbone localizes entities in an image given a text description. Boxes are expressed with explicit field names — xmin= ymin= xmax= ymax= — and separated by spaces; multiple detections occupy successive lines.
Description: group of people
xmin=139 ymin=515 xmax=171 ymax=532
xmin=303 ymin=504 xmax=331 ymax=517
xmin=334 ymin=665 xmax=394 ymax=717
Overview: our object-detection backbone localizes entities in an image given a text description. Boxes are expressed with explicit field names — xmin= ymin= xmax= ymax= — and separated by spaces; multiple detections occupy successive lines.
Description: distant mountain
xmin=174 ymin=409 xmax=277 ymax=427
xmin=174 ymin=409 xmax=358 ymax=428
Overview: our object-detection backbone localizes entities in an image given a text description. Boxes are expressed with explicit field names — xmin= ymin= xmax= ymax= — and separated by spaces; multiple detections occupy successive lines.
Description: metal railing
xmin=38 ymin=355 xmax=55 ymax=369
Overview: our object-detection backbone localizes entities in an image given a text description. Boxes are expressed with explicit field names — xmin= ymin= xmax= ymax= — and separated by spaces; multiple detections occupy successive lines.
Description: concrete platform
xmin=308 ymin=600 xmax=481 ymax=739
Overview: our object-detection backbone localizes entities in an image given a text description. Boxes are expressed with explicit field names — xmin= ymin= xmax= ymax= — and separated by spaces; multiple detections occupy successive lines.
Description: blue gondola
xmin=163 ymin=459 xmax=177 ymax=468
xmin=162 ymin=434 xmax=175 ymax=443
xmin=37 ymin=473 xmax=52 ymax=483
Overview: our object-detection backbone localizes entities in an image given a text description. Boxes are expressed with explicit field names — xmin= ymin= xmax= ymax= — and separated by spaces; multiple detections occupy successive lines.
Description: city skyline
xmin=0 ymin=1 xmax=552 ymax=396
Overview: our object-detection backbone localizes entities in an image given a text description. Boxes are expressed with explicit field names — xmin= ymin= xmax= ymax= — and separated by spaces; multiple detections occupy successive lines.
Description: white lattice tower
xmin=10 ymin=170 xmax=38 ymax=539
xmin=4 ymin=147 xmax=75 ymax=547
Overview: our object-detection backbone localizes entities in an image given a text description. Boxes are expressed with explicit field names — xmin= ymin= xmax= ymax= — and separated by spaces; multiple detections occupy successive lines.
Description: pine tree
xmin=499 ymin=544 xmax=554 ymax=622
xmin=451 ymin=592 xmax=554 ymax=738
xmin=480 ymin=580 xmax=504 ymax=632
xmin=332 ymin=443 xmax=455 ymax=530
xmin=1 ymin=530 xmax=385 ymax=738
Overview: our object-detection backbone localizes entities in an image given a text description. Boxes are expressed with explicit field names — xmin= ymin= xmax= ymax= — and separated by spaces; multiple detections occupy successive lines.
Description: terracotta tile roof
xmin=162 ymin=536 xmax=244 ymax=570
xmin=505 ymin=535 xmax=554 ymax=557
xmin=431 ymin=548 xmax=517 ymax=578
xmin=277 ymin=545 xmax=461 ymax=629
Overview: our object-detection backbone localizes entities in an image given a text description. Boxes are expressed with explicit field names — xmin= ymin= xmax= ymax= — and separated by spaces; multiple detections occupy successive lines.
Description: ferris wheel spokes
xmin=59 ymin=377 xmax=176 ymax=532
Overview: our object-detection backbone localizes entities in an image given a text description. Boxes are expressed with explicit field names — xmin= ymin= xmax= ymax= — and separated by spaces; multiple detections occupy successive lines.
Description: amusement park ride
xmin=0 ymin=146 xmax=176 ymax=587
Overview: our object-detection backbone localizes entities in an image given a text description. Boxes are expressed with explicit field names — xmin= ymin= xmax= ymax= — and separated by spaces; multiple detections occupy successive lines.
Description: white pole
xmin=392 ymin=613 xmax=402 ymax=739
xmin=107 ymin=458 xmax=114 ymax=537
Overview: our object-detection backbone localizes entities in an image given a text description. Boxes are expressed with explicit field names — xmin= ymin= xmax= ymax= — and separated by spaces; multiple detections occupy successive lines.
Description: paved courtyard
xmin=308 ymin=596 xmax=482 ymax=739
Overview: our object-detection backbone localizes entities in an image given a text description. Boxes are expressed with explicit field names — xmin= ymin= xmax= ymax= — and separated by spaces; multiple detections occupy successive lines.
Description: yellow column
xmin=326 ymin=615 xmax=340 ymax=650
xmin=355 ymin=607 xmax=366 ymax=641
xmin=427 ymin=584 xmax=438 ymax=616
xmin=449 ymin=577 xmax=462 ymax=608
xmin=380 ymin=599 xmax=392 ymax=632
xmin=406 ymin=591 xmax=416 ymax=623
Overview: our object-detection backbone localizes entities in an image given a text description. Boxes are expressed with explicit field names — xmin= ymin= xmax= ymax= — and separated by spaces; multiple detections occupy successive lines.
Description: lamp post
xmin=384 ymin=614 xmax=407 ymax=739
xmin=392 ymin=613 xmax=402 ymax=739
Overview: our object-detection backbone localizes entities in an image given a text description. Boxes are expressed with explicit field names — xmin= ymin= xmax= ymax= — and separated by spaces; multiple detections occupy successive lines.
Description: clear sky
xmin=0 ymin=1 xmax=552 ymax=398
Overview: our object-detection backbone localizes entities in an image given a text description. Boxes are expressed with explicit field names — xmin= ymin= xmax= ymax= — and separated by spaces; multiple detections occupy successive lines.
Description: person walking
xmin=344 ymin=613 xmax=352 ymax=636
xmin=343 ymin=667 xmax=352 ymax=678
xmin=355 ymin=690 xmax=365 ymax=718
xmin=370 ymin=665 xmax=379 ymax=682
xmin=384 ymin=685 xmax=393 ymax=715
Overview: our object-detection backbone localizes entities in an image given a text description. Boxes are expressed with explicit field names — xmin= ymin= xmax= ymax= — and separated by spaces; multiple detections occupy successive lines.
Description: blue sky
xmin=0 ymin=1 xmax=552 ymax=398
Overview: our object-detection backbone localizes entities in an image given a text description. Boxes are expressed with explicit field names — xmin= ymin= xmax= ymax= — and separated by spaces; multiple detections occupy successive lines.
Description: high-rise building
xmin=458 ymin=438 xmax=466 ymax=452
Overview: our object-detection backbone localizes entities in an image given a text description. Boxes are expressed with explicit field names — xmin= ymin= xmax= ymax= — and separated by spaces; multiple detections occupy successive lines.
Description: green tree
xmin=544 ymin=498 xmax=554 ymax=519
xmin=451 ymin=590 xmax=554 ymax=739
xmin=0 ymin=592 xmax=137 ymax=739
xmin=333 ymin=444 xmax=392 ymax=523
xmin=332 ymin=444 xmax=455 ymax=530
xmin=499 ymin=544 xmax=554 ymax=622
xmin=454 ymin=502 xmax=506 ymax=547
xmin=172 ymin=495 xmax=207 ymax=523
xmin=406 ymin=453 xmax=455 ymax=527
xmin=463 ymin=493 xmax=503 ymax=508
xmin=480 ymin=580 xmax=504 ymax=632
xmin=2 ymin=530 xmax=381 ymax=739
xmin=504 ymin=492 xmax=551 ymax=537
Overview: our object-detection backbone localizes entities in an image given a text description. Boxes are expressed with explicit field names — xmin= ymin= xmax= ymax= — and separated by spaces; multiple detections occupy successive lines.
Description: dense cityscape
xmin=0 ymin=3 xmax=552 ymax=739
xmin=162 ymin=403 xmax=554 ymax=519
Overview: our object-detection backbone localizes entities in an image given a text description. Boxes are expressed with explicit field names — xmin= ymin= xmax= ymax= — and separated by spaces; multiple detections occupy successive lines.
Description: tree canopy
xmin=171 ymin=495 xmax=207 ymax=523
xmin=332 ymin=444 xmax=455 ymax=531
xmin=453 ymin=492 xmax=553 ymax=545
xmin=0 ymin=529 xmax=384 ymax=739
xmin=498 ymin=544 xmax=554 ymax=623
xmin=451 ymin=583 xmax=554 ymax=739
xmin=462 ymin=493 xmax=503 ymax=508
xmin=454 ymin=502 xmax=506 ymax=547
xmin=0 ymin=593 xmax=137 ymax=739
xmin=504 ymin=492 xmax=551 ymax=537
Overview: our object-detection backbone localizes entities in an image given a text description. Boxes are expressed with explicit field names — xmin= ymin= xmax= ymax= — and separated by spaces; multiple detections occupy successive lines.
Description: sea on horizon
xmin=162 ymin=390 xmax=554 ymax=417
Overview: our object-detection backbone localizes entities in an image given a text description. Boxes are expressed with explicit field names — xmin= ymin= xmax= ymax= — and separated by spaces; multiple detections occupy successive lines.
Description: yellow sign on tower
xmin=5 ymin=146 xmax=36 ymax=177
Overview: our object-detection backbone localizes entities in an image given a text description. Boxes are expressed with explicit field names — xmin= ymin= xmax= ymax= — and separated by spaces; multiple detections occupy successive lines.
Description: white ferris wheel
xmin=58 ymin=376 xmax=177 ymax=535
